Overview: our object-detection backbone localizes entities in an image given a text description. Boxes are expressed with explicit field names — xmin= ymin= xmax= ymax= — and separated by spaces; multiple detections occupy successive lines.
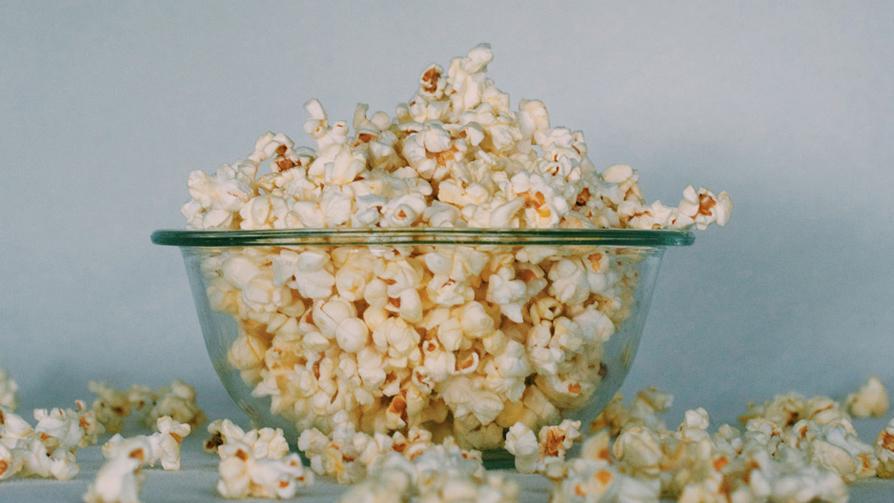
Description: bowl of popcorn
xmin=152 ymin=44 xmax=731 ymax=466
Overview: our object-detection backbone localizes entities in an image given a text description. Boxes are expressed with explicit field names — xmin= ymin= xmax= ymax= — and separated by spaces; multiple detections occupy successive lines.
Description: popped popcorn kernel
xmin=88 ymin=380 xmax=205 ymax=433
xmin=845 ymin=376 xmax=889 ymax=418
xmin=214 ymin=420 xmax=313 ymax=499
xmin=876 ymin=417 xmax=894 ymax=478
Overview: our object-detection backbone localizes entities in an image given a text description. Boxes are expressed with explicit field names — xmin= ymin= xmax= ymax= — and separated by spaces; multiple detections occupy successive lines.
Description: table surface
xmin=2 ymin=434 xmax=893 ymax=503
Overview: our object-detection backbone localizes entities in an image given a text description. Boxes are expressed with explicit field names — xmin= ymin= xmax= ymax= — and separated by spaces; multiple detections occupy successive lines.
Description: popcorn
xmin=876 ymin=417 xmax=894 ymax=478
xmin=335 ymin=439 xmax=517 ymax=503
xmin=0 ymin=369 xmax=17 ymax=411
xmin=504 ymin=419 xmax=581 ymax=475
xmin=17 ymin=436 xmax=80 ymax=480
xmin=83 ymin=455 xmax=144 ymax=503
xmin=204 ymin=419 xmax=289 ymax=460
xmin=0 ymin=408 xmax=34 ymax=449
xmin=0 ymin=443 xmax=22 ymax=480
xmin=88 ymin=380 xmax=205 ymax=433
xmin=0 ymin=400 xmax=98 ymax=483
xmin=180 ymin=44 xmax=732 ymax=454
xmin=100 ymin=416 xmax=191 ymax=471
xmin=550 ymin=458 xmax=660 ymax=503
xmin=214 ymin=422 xmax=313 ymax=499
xmin=845 ymin=376 xmax=889 ymax=418
xmin=217 ymin=451 xmax=313 ymax=499
xmin=545 ymin=384 xmax=894 ymax=503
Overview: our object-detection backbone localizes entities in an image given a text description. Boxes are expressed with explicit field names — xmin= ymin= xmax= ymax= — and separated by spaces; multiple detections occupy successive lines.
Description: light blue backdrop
xmin=1 ymin=1 xmax=892 ymax=430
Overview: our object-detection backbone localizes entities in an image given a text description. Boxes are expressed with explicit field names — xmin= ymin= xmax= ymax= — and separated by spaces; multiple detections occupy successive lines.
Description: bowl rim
xmin=150 ymin=228 xmax=694 ymax=247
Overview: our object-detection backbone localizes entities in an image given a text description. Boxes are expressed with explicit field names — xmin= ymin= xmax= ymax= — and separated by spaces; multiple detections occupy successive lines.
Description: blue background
xmin=1 ymin=3 xmax=892 ymax=499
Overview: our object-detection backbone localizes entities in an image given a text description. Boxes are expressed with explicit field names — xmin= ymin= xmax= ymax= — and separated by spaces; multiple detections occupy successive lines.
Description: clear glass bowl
xmin=152 ymin=228 xmax=692 ymax=466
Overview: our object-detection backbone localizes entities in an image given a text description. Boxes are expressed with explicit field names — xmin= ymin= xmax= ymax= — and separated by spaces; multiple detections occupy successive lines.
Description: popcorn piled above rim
xmin=182 ymin=44 xmax=731 ymax=233
xmin=178 ymin=44 xmax=733 ymax=452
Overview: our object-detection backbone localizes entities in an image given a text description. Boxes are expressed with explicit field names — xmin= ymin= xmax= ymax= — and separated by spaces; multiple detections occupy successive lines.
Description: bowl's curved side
xmin=175 ymin=241 xmax=668 ymax=463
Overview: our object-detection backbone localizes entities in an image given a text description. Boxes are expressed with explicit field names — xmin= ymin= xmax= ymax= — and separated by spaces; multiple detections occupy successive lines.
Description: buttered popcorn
xmin=181 ymin=44 xmax=732 ymax=452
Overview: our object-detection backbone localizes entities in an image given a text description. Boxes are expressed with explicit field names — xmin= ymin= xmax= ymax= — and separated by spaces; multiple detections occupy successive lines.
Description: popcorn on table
xmin=0 ymin=369 xmax=17 ymax=411
xmin=0 ymin=400 xmax=103 ymax=482
xmin=845 ymin=376 xmax=889 ymax=418
xmin=504 ymin=419 xmax=581 ymax=475
xmin=88 ymin=380 xmax=205 ymax=434
xmin=83 ymin=455 xmax=144 ymax=503
xmin=101 ymin=416 xmax=192 ymax=471
xmin=335 ymin=437 xmax=518 ymax=503
xmin=212 ymin=419 xmax=313 ymax=499
xmin=180 ymin=43 xmax=733 ymax=452
xmin=539 ymin=386 xmax=894 ymax=502
xmin=877 ymin=417 xmax=894 ymax=478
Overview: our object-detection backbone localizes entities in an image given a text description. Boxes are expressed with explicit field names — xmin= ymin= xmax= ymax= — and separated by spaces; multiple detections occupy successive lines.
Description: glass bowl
xmin=151 ymin=228 xmax=692 ymax=466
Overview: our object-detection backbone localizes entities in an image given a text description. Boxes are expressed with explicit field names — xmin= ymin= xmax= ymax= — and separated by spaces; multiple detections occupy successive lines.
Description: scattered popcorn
xmin=217 ymin=450 xmax=313 ymax=499
xmin=0 ymin=400 xmax=103 ymax=482
xmin=0 ymin=369 xmax=17 ymax=411
xmin=180 ymin=44 xmax=732 ymax=453
xmin=335 ymin=459 xmax=414 ymax=503
xmin=845 ymin=376 xmax=889 ymax=418
xmin=504 ymin=419 xmax=581 ymax=475
xmin=297 ymin=414 xmax=442 ymax=484
xmin=83 ymin=455 xmax=144 ymax=503
xmin=88 ymin=380 xmax=205 ymax=433
xmin=544 ymin=385 xmax=894 ymax=503
xmin=101 ymin=416 xmax=192 ymax=471
xmin=876 ymin=417 xmax=894 ymax=478
xmin=147 ymin=380 xmax=205 ymax=428
xmin=17 ymin=435 xmax=81 ymax=480
xmin=336 ymin=438 xmax=518 ymax=503
xmin=551 ymin=458 xmax=660 ymax=503
xmin=204 ymin=419 xmax=289 ymax=460
xmin=0 ymin=442 xmax=22 ymax=480
xmin=215 ymin=433 xmax=313 ymax=499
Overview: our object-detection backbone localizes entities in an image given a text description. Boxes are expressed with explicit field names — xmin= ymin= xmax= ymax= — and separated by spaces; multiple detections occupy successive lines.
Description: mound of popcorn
xmin=179 ymin=44 xmax=732 ymax=452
